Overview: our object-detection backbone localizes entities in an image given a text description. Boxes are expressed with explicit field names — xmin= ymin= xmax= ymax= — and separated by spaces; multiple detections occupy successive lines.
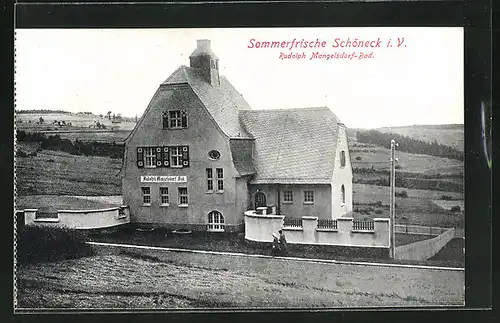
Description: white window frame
xmin=160 ymin=187 xmax=169 ymax=206
xmin=303 ymin=190 xmax=314 ymax=204
xmin=178 ymin=187 xmax=188 ymax=207
xmin=283 ymin=190 xmax=293 ymax=204
xmin=141 ymin=187 xmax=151 ymax=206
xmin=216 ymin=168 xmax=224 ymax=193
xmin=207 ymin=211 xmax=225 ymax=232
xmin=144 ymin=147 xmax=156 ymax=168
xmin=206 ymin=168 xmax=214 ymax=192
xmin=170 ymin=146 xmax=183 ymax=168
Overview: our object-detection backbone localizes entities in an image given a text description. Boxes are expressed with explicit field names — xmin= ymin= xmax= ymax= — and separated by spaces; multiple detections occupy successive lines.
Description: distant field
xmin=15 ymin=148 xmax=122 ymax=196
xmin=376 ymin=124 xmax=464 ymax=152
xmin=352 ymin=184 xmax=464 ymax=228
xmin=16 ymin=112 xmax=137 ymax=131
xmin=350 ymin=143 xmax=463 ymax=176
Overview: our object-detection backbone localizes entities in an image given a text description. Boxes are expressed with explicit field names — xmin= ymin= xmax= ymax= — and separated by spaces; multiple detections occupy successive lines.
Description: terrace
xmin=244 ymin=207 xmax=390 ymax=248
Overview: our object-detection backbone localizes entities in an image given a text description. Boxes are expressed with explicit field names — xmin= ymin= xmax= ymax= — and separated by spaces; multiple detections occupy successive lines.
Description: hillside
xmin=375 ymin=124 xmax=464 ymax=152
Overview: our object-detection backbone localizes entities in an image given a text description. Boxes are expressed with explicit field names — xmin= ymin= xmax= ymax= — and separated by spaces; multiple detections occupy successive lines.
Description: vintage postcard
xmin=14 ymin=27 xmax=465 ymax=310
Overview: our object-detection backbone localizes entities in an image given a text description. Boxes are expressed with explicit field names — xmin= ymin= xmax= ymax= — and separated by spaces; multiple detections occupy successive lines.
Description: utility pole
xmin=389 ymin=139 xmax=397 ymax=258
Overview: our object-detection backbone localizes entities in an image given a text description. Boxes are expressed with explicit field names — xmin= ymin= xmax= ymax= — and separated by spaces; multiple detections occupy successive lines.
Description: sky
xmin=15 ymin=28 xmax=464 ymax=129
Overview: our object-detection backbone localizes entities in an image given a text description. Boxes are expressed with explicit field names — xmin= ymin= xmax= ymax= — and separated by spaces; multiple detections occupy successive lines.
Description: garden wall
xmin=23 ymin=206 xmax=130 ymax=230
xmin=245 ymin=210 xmax=390 ymax=248
xmin=395 ymin=227 xmax=455 ymax=261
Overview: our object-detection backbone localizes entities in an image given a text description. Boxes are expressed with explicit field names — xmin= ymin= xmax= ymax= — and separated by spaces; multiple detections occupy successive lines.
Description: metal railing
xmin=317 ymin=219 xmax=338 ymax=229
xmin=283 ymin=217 xmax=302 ymax=228
xmin=352 ymin=220 xmax=374 ymax=231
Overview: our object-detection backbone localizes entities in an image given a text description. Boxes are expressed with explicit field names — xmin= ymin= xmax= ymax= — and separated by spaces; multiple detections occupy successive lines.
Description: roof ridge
xmin=240 ymin=107 xmax=330 ymax=112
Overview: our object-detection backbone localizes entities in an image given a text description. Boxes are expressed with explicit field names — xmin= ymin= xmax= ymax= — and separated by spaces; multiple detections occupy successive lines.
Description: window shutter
xmin=162 ymin=112 xmax=169 ymax=129
xmin=137 ymin=147 xmax=144 ymax=168
xmin=156 ymin=147 xmax=163 ymax=167
xmin=182 ymin=146 xmax=189 ymax=167
xmin=181 ymin=110 xmax=188 ymax=128
xmin=163 ymin=146 xmax=170 ymax=167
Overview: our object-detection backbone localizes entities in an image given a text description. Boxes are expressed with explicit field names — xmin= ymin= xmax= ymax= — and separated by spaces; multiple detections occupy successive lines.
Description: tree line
xmin=16 ymin=130 xmax=124 ymax=159
xmin=356 ymin=130 xmax=463 ymax=161
xmin=16 ymin=109 xmax=72 ymax=114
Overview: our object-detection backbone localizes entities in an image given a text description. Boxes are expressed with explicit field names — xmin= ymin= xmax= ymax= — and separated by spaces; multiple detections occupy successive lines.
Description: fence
xmin=244 ymin=211 xmax=390 ymax=247
xmin=395 ymin=224 xmax=464 ymax=238
xmin=317 ymin=219 xmax=338 ymax=229
xmin=353 ymin=220 xmax=374 ymax=231
xmin=395 ymin=227 xmax=456 ymax=261
xmin=283 ymin=217 xmax=302 ymax=228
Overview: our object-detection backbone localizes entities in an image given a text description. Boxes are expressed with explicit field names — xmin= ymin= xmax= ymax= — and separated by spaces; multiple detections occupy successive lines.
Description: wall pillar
xmin=23 ymin=209 xmax=38 ymax=226
xmin=373 ymin=218 xmax=390 ymax=247
xmin=336 ymin=217 xmax=353 ymax=244
xmin=301 ymin=216 xmax=318 ymax=243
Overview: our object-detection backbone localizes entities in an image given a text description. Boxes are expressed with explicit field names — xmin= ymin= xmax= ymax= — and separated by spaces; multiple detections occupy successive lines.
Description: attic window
xmin=163 ymin=110 xmax=187 ymax=129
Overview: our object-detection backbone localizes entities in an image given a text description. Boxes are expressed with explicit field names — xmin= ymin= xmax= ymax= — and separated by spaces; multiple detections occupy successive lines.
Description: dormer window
xmin=163 ymin=110 xmax=187 ymax=129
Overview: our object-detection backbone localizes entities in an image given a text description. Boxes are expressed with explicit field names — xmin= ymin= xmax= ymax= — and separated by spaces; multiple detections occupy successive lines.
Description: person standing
xmin=271 ymin=233 xmax=281 ymax=256
xmin=278 ymin=230 xmax=288 ymax=255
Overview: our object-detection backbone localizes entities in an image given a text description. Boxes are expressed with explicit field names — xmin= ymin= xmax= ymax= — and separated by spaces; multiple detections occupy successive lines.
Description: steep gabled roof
xmin=161 ymin=65 xmax=253 ymax=138
xmin=239 ymin=107 xmax=340 ymax=184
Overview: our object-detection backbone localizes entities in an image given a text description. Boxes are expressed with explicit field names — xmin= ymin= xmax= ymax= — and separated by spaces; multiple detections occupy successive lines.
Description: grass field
xmin=15 ymin=148 xmax=122 ymax=196
xmin=16 ymin=248 xmax=464 ymax=309
xmin=16 ymin=195 xmax=123 ymax=212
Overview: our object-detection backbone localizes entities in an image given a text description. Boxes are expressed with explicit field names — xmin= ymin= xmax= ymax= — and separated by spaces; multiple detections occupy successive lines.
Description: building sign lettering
xmin=140 ymin=176 xmax=187 ymax=183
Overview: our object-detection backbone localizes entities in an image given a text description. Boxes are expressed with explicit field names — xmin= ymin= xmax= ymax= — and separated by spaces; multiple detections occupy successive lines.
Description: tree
xmin=107 ymin=111 xmax=112 ymax=120
xmin=112 ymin=113 xmax=116 ymax=121
xmin=39 ymin=117 xmax=44 ymax=124
xmin=96 ymin=121 xmax=101 ymax=129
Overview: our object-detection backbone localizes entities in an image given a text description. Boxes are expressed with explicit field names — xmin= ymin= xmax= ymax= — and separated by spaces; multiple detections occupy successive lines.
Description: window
xmin=341 ymin=185 xmax=346 ymax=205
xmin=208 ymin=150 xmax=220 ymax=160
xmin=160 ymin=187 xmax=169 ymax=206
xmin=144 ymin=147 xmax=156 ymax=168
xmin=340 ymin=150 xmax=346 ymax=168
xmin=137 ymin=146 xmax=188 ymax=168
xmin=207 ymin=211 xmax=225 ymax=232
xmin=216 ymin=168 xmax=224 ymax=192
xmin=141 ymin=187 xmax=151 ymax=205
xmin=170 ymin=146 xmax=183 ymax=167
xmin=178 ymin=187 xmax=188 ymax=206
xmin=283 ymin=190 xmax=293 ymax=203
xmin=304 ymin=190 xmax=314 ymax=204
xmin=206 ymin=168 xmax=213 ymax=192
xmin=163 ymin=110 xmax=188 ymax=129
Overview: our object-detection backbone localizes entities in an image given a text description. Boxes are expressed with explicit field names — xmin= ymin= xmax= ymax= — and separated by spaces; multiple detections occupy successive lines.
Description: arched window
xmin=341 ymin=185 xmax=346 ymax=204
xmin=340 ymin=151 xmax=346 ymax=168
xmin=208 ymin=211 xmax=225 ymax=232
xmin=255 ymin=191 xmax=267 ymax=208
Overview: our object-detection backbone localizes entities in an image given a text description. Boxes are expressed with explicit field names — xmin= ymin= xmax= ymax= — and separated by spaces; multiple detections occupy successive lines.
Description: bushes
xmin=17 ymin=226 xmax=93 ymax=265
xmin=441 ymin=195 xmax=453 ymax=200
xmin=450 ymin=206 xmax=461 ymax=212
xmin=16 ymin=130 xmax=124 ymax=158
xmin=395 ymin=190 xmax=408 ymax=198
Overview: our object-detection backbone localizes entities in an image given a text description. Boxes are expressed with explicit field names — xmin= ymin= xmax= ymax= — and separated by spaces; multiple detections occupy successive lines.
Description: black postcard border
xmin=3 ymin=1 xmax=493 ymax=322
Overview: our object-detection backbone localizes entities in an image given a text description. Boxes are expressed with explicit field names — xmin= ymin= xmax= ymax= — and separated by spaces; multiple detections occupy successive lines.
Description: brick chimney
xmin=189 ymin=39 xmax=220 ymax=86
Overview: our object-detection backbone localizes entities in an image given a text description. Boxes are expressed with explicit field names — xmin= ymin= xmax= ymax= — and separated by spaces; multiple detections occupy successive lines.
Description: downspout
xmin=277 ymin=184 xmax=281 ymax=215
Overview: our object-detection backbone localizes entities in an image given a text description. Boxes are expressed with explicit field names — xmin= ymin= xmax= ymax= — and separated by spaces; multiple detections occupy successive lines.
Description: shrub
xmin=355 ymin=156 xmax=362 ymax=160
xmin=375 ymin=209 xmax=383 ymax=215
xmin=450 ymin=205 xmax=461 ymax=212
xmin=395 ymin=164 xmax=402 ymax=169
xmin=441 ymin=195 xmax=453 ymax=200
xmin=395 ymin=190 xmax=408 ymax=198
xmin=17 ymin=226 xmax=93 ymax=265
xmin=16 ymin=150 xmax=28 ymax=157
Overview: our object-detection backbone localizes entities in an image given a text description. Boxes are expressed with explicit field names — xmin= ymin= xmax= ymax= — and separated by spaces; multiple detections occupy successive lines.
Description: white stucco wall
xmin=331 ymin=124 xmax=353 ymax=219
